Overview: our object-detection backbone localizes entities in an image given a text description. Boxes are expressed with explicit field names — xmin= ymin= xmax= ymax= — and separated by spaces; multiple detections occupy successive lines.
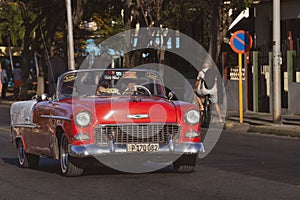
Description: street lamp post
xmin=66 ymin=0 xmax=75 ymax=70
xmin=273 ymin=0 xmax=281 ymax=123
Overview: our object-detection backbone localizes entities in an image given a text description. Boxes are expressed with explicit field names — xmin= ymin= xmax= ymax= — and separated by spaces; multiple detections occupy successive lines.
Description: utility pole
xmin=66 ymin=0 xmax=75 ymax=70
xmin=273 ymin=0 xmax=281 ymax=123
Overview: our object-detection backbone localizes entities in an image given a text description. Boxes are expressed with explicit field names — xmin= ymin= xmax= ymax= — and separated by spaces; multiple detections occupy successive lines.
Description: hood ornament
xmin=126 ymin=114 xmax=149 ymax=119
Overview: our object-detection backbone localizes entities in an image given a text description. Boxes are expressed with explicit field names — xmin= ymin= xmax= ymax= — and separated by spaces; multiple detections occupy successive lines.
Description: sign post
xmin=230 ymin=30 xmax=253 ymax=123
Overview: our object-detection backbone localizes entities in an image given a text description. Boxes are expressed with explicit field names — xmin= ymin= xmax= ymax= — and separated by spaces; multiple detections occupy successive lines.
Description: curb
xmin=0 ymin=100 xmax=15 ymax=106
xmin=224 ymin=121 xmax=300 ymax=138
xmin=248 ymin=125 xmax=300 ymax=138
xmin=0 ymin=100 xmax=14 ymax=106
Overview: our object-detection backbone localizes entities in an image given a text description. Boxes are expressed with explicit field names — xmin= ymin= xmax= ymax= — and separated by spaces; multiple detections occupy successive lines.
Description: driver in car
xmin=122 ymin=71 xmax=138 ymax=94
xmin=123 ymin=80 xmax=136 ymax=93
xmin=121 ymin=71 xmax=151 ymax=96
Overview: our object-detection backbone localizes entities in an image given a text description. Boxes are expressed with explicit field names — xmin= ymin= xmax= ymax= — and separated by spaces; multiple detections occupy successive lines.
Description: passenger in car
xmin=95 ymin=81 xmax=109 ymax=95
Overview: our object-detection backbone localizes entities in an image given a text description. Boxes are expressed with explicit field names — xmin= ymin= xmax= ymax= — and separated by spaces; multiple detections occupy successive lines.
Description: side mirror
xmin=32 ymin=93 xmax=51 ymax=101
xmin=41 ymin=93 xmax=49 ymax=101
xmin=168 ymin=91 xmax=176 ymax=100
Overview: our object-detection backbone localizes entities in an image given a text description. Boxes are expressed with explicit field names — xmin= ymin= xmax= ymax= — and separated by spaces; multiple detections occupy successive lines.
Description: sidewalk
xmin=225 ymin=110 xmax=300 ymax=138
xmin=0 ymin=88 xmax=36 ymax=106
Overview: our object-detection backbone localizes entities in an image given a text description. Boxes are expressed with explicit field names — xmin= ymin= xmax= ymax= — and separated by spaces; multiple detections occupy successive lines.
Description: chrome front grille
xmin=94 ymin=124 xmax=180 ymax=145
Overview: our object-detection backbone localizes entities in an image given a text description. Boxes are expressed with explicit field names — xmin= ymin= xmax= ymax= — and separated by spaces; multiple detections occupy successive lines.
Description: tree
xmin=75 ymin=0 xmax=123 ymax=46
xmin=161 ymin=0 xmax=251 ymax=65
xmin=0 ymin=1 xmax=25 ymax=69
xmin=123 ymin=0 xmax=165 ymax=68
xmin=0 ymin=0 xmax=252 ymax=97
xmin=205 ymin=0 xmax=251 ymax=65
xmin=0 ymin=0 xmax=88 ymax=98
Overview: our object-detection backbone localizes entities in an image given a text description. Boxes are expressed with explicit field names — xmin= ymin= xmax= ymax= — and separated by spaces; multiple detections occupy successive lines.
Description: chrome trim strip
xmin=126 ymin=114 xmax=149 ymax=119
xmin=40 ymin=115 xmax=71 ymax=121
xmin=68 ymin=142 xmax=204 ymax=157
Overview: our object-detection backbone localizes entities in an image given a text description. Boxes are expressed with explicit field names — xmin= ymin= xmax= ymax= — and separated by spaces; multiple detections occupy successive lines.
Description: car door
xmin=31 ymin=101 xmax=54 ymax=156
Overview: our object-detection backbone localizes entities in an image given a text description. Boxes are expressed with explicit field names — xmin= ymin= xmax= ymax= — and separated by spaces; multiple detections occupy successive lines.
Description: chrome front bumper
xmin=68 ymin=142 xmax=205 ymax=157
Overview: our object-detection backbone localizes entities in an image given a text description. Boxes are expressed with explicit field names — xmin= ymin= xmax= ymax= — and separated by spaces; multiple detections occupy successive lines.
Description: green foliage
xmin=0 ymin=0 xmax=253 ymax=60
xmin=0 ymin=2 xmax=25 ymax=45
xmin=92 ymin=14 xmax=113 ymax=37
xmin=74 ymin=0 xmax=124 ymax=52
xmin=161 ymin=0 xmax=205 ymax=30
xmin=82 ymin=0 xmax=124 ymax=37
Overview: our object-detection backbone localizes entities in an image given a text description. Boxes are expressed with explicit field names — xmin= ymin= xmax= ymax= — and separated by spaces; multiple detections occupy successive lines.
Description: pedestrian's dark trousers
xmin=1 ymin=83 xmax=7 ymax=98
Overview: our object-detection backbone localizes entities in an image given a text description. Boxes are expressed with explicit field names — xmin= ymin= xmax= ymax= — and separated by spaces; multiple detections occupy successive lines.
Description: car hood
xmin=72 ymin=96 xmax=178 ymax=124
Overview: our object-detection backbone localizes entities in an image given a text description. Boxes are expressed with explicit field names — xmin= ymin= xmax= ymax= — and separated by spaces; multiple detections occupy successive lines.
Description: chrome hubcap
xmin=60 ymin=137 xmax=68 ymax=173
xmin=18 ymin=146 xmax=25 ymax=165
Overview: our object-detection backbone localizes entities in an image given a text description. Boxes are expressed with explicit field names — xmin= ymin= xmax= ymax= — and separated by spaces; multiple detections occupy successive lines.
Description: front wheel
xmin=173 ymin=154 xmax=197 ymax=173
xmin=17 ymin=140 xmax=39 ymax=169
xmin=59 ymin=134 xmax=84 ymax=177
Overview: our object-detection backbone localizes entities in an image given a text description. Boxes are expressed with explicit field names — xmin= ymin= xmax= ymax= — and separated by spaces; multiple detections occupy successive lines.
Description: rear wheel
xmin=200 ymin=97 xmax=211 ymax=128
xmin=173 ymin=154 xmax=197 ymax=173
xmin=17 ymin=140 xmax=39 ymax=169
xmin=59 ymin=134 xmax=84 ymax=177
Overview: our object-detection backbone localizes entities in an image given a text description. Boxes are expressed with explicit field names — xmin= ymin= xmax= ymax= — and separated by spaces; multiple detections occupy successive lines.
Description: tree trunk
xmin=7 ymin=36 xmax=14 ymax=70
xmin=208 ymin=0 xmax=219 ymax=63
xmin=20 ymin=24 xmax=33 ymax=100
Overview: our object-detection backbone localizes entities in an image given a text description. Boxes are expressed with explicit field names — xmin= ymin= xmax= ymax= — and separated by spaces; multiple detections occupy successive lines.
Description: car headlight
xmin=75 ymin=111 xmax=91 ymax=127
xmin=185 ymin=109 xmax=200 ymax=125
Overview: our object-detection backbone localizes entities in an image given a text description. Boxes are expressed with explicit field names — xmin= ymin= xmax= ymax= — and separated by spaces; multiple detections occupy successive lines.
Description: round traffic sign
xmin=230 ymin=30 xmax=253 ymax=54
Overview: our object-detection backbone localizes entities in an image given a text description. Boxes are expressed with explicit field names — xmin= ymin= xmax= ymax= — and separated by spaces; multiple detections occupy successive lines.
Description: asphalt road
xmin=1 ymin=104 xmax=300 ymax=200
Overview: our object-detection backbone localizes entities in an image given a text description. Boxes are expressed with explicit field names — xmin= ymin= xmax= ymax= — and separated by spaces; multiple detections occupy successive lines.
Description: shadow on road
xmin=2 ymin=156 xmax=175 ymax=176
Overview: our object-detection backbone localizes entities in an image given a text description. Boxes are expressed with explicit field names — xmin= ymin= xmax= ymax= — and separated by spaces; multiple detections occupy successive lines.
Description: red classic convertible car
xmin=10 ymin=68 xmax=204 ymax=176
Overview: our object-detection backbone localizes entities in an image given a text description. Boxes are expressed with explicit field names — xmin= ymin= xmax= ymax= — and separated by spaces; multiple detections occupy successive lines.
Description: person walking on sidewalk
xmin=0 ymin=63 xmax=8 ymax=99
xmin=12 ymin=62 xmax=22 ymax=100
xmin=194 ymin=62 xmax=223 ymax=123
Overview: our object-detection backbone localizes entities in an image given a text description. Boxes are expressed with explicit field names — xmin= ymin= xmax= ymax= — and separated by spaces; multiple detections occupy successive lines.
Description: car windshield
xmin=56 ymin=69 xmax=166 ymax=99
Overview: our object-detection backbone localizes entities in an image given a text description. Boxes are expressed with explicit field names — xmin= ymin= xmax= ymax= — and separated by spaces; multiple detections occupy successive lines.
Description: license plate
xmin=127 ymin=143 xmax=159 ymax=152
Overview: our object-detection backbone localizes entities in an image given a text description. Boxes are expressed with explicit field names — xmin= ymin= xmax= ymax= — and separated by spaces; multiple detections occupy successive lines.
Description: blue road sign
xmin=230 ymin=30 xmax=253 ymax=54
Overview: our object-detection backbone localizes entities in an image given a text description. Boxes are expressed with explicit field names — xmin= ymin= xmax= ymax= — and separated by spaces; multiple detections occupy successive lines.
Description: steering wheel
xmin=134 ymin=85 xmax=152 ymax=96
